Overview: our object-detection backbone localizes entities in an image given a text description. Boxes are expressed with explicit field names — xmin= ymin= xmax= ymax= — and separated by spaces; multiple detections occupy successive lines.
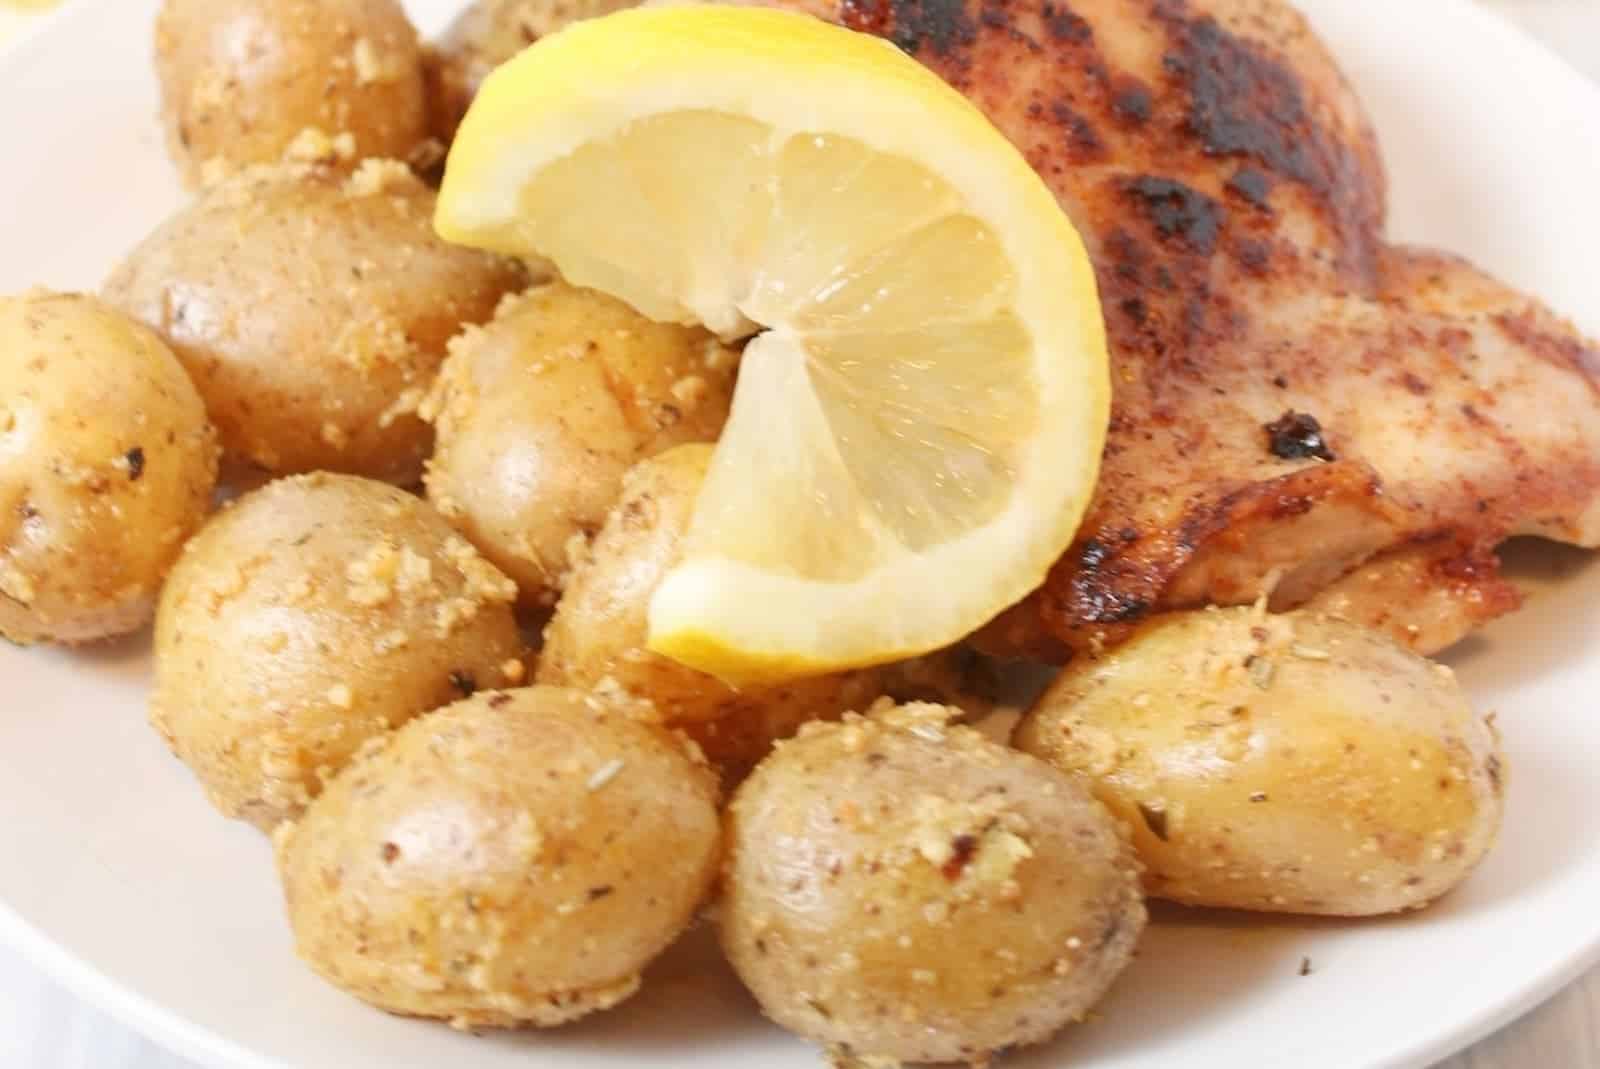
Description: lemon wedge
xmin=436 ymin=5 xmax=1108 ymax=685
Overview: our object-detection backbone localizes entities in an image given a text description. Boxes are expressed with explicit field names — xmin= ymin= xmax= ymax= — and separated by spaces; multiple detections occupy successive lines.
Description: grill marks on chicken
xmin=824 ymin=0 xmax=1600 ymax=653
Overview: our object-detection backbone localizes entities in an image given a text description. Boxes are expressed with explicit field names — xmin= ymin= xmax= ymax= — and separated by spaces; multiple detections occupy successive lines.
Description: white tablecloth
xmin=1 ymin=2 xmax=1596 ymax=1068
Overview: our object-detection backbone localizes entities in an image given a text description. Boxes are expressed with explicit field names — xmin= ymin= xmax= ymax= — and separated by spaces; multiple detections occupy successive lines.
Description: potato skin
xmin=156 ymin=0 xmax=429 ymax=187
xmin=721 ymin=702 xmax=1146 ymax=1065
xmin=423 ymin=283 xmax=736 ymax=607
xmin=276 ymin=686 xmax=721 ymax=1029
xmin=424 ymin=0 xmax=643 ymax=142
xmin=538 ymin=445 xmax=888 ymax=778
xmin=104 ymin=163 xmax=525 ymax=485
xmin=1014 ymin=607 xmax=1505 ymax=916
xmin=151 ymin=473 xmax=525 ymax=831
xmin=0 ymin=292 xmax=218 ymax=644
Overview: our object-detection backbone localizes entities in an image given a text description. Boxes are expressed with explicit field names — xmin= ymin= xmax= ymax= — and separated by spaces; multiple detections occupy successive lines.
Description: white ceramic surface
xmin=2 ymin=1 xmax=1598 ymax=1067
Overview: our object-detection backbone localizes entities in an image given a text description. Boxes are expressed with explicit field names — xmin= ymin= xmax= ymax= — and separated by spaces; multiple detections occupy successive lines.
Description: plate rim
xmin=0 ymin=897 xmax=281 ymax=1069
xmin=3 ymin=0 xmax=1600 ymax=1067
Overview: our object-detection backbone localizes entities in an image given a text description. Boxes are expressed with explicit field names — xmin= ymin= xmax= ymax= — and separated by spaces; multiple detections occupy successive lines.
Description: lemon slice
xmin=437 ymin=5 xmax=1108 ymax=684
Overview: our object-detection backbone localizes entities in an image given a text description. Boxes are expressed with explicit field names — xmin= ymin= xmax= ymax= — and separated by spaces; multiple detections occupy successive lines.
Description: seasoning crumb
xmin=284 ymin=127 xmax=356 ymax=165
xmin=124 ymin=446 xmax=146 ymax=481
xmin=1249 ymin=791 xmax=1268 ymax=803
xmin=587 ymin=759 xmax=625 ymax=791
xmin=703 ymin=339 xmax=737 ymax=373
xmin=1299 ymin=956 xmax=1314 ymax=976
xmin=347 ymin=539 xmax=400 ymax=606
xmin=374 ymin=629 xmax=408 ymax=655
xmin=941 ymin=834 xmax=980 ymax=881
xmin=326 ymin=683 xmax=354 ymax=709
xmin=345 ymin=157 xmax=418 ymax=198
xmin=449 ymin=670 xmax=477 ymax=697
xmin=586 ymin=885 xmax=614 ymax=902
xmin=351 ymin=37 xmax=385 ymax=85
xmin=378 ymin=387 xmax=426 ymax=429
xmin=500 ymin=658 xmax=526 ymax=685
xmin=0 ymin=560 xmax=37 ymax=606
xmin=1137 ymin=802 xmax=1170 ymax=841
xmin=1264 ymin=410 xmax=1336 ymax=462
xmin=670 ymin=374 xmax=710 ymax=407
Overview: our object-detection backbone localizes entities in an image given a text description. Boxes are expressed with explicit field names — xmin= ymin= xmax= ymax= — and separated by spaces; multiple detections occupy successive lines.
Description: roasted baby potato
xmin=151 ymin=473 xmax=525 ymax=831
xmin=155 ymin=0 xmax=429 ymax=187
xmin=104 ymin=162 xmax=525 ymax=485
xmin=423 ymin=282 xmax=737 ymax=607
xmin=0 ymin=292 xmax=218 ymax=644
xmin=722 ymin=701 xmax=1146 ymax=1065
xmin=276 ymin=685 xmax=721 ymax=1028
xmin=1014 ymin=607 xmax=1505 ymax=916
xmin=424 ymin=0 xmax=642 ymax=142
xmin=538 ymin=445 xmax=888 ymax=778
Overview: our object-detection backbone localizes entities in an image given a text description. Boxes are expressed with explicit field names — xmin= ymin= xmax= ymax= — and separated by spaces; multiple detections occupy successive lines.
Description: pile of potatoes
xmin=0 ymin=0 xmax=1507 ymax=1065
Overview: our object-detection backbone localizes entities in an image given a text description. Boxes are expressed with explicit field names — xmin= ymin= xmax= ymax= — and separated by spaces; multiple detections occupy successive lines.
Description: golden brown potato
xmin=276 ymin=685 xmax=721 ymax=1029
xmin=721 ymin=701 xmax=1146 ymax=1064
xmin=1014 ymin=607 xmax=1505 ymax=916
xmin=155 ymin=0 xmax=430 ymax=187
xmin=0 ymin=292 xmax=217 ymax=644
xmin=423 ymin=282 xmax=737 ymax=608
xmin=151 ymin=473 xmax=525 ymax=831
xmin=538 ymin=445 xmax=894 ymax=778
xmin=424 ymin=0 xmax=643 ymax=142
xmin=104 ymin=162 xmax=525 ymax=485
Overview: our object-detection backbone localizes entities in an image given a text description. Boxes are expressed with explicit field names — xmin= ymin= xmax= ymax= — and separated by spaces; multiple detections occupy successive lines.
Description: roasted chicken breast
xmin=455 ymin=0 xmax=1600 ymax=655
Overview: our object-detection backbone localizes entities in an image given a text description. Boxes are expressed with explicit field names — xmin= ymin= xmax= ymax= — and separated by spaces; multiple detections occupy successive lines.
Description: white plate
xmin=3 ymin=1 xmax=1599 ymax=1067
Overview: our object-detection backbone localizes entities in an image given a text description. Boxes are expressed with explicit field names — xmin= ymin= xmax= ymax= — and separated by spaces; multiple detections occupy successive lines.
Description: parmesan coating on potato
xmin=0 ymin=292 xmax=218 ymax=644
xmin=422 ymin=282 xmax=738 ymax=608
xmin=1015 ymin=606 xmax=1505 ymax=916
xmin=276 ymin=686 xmax=721 ymax=1029
xmin=104 ymin=163 xmax=525 ymax=485
xmin=151 ymin=474 xmax=524 ymax=830
xmin=156 ymin=0 xmax=430 ymax=187
xmin=721 ymin=701 xmax=1146 ymax=1065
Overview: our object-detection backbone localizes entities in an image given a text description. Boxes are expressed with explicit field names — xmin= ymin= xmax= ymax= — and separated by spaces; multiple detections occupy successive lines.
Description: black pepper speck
xmin=1264 ymin=411 xmax=1335 ymax=461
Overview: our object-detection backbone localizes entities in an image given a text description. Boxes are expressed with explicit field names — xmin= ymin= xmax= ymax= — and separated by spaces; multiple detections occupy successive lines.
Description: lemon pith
xmin=437 ymin=5 xmax=1109 ymax=685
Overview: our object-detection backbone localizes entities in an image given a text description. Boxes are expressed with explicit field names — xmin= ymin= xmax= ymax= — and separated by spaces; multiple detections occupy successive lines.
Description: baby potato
xmin=151 ymin=473 xmax=525 ymax=831
xmin=424 ymin=0 xmax=643 ymax=142
xmin=425 ymin=282 xmax=737 ymax=607
xmin=722 ymin=701 xmax=1146 ymax=1065
xmin=104 ymin=162 xmax=525 ymax=485
xmin=0 ymin=292 xmax=217 ymax=644
xmin=1014 ymin=607 xmax=1505 ymax=916
xmin=538 ymin=445 xmax=887 ymax=778
xmin=276 ymin=685 xmax=721 ymax=1029
xmin=156 ymin=0 xmax=429 ymax=187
